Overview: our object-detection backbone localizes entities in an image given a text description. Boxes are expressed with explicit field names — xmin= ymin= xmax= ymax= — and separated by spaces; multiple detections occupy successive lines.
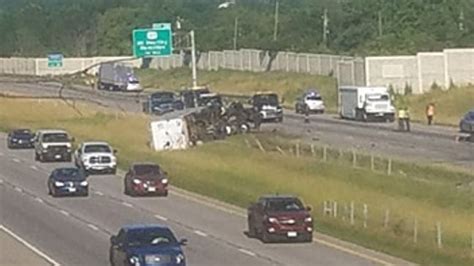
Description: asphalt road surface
xmin=0 ymin=133 xmax=412 ymax=266
xmin=1 ymin=80 xmax=472 ymax=170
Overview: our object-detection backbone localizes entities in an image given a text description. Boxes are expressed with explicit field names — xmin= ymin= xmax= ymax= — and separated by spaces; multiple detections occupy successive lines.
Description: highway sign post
xmin=132 ymin=23 xmax=173 ymax=58
xmin=47 ymin=53 xmax=63 ymax=68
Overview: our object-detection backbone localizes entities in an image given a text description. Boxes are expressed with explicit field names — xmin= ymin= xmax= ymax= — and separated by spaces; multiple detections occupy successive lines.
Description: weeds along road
xmin=1 ymin=80 xmax=472 ymax=170
xmin=0 ymin=133 xmax=408 ymax=266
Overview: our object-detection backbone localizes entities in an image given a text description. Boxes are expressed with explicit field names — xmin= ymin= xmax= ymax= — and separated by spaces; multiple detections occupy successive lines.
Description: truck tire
xmin=262 ymin=230 xmax=272 ymax=243
xmin=247 ymin=218 xmax=257 ymax=238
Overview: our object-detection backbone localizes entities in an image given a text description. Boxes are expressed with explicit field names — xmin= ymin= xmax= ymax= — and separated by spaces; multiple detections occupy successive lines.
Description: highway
xmin=0 ymin=133 xmax=411 ymax=265
xmin=1 ymin=80 xmax=472 ymax=170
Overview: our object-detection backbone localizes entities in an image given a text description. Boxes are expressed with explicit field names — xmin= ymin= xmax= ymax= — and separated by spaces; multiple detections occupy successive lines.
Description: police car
xmin=295 ymin=90 xmax=325 ymax=114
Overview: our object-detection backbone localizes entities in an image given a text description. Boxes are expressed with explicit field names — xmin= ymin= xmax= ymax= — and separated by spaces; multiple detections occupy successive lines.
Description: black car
xmin=110 ymin=224 xmax=187 ymax=266
xmin=143 ymin=92 xmax=184 ymax=115
xmin=47 ymin=167 xmax=89 ymax=197
xmin=7 ymin=129 xmax=35 ymax=149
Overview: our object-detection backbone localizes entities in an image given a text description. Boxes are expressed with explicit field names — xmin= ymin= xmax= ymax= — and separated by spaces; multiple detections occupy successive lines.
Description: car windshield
xmin=367 ymin=94 xmax=389 ymax=101
xmin=13 ymin=130 xmax=33 ymax=138
xmin=127 ymin=228 xmax=177 ymax=247
xmin=84 ymin=145 xmax=111 ymax=153
xmin=43 ymin=133 xmax=69 ymax=143
xmin=54 ymin=168 xmax=83 ymax=181
xmin=254 ymin=94 xmax=279 ymax=106
xmin=134 ymin=165 xmax=160 ymax=176
xmin=266 ymin=198 xmax=305 ymax=212
xmin=306 ymin=95 xmax=322 ymax=101
xmin=467 ymin=112 xmax=474 ymax=120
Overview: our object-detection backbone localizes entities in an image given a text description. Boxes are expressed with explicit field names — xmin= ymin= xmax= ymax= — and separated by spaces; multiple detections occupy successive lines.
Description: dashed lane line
xmin=59 ymin=210 xmax=70 ymax=217
xmin=34 ymin=197 xmax=44 ymax=203
xmin=193 ymin=230 xmax=208 ymax=237
xmin=12 ymin=158 xmax=21 ymax=163
xmin=14 ymin=187 xmax=23 ymax=193
xmin=94 ymin=191 xmax=104 ymax=196
xmin=0 ymin=225 xmax=61 ymax=266
xmin=121 ymin=202 xmax=133 ymax=208
xmin=87 ymin=224 xmax=99 ymax=231
xmin=238 ymin=248 xmax=256 ymax=257
xmin=154 ymin=214 xmax=168 ymax=221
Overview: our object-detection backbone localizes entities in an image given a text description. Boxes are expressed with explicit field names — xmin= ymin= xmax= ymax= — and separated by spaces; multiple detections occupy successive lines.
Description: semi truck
xmin=97 ymin=63 xmax=142 ymax=92
xmin=339 ymin=86 xmax=395 ymax=122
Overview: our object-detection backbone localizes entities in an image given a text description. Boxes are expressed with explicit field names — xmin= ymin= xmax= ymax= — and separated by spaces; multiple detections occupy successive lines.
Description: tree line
xmin=0 ymin=0 xmax=472 ymax=57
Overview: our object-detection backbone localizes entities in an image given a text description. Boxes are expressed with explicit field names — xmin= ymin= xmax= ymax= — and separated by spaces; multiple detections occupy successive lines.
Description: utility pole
xmin=273 ymin=0 xmax=279 ymax=41
xmin=190 ymin=30 xmax=197 ymax=88
xmin=378 ymin=11 xmax=383 ymax=36
xmin=233 ymin=16 xmax=239 ymax=50
xmin=322 ymin=8 xmax=329 ymax=46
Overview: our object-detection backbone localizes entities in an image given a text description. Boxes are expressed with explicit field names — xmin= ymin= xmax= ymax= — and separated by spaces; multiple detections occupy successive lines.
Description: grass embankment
xmin=136 ymin=68 xmax=338 ymax=112
xmin=1 ymin=97 xmax=473 ymax=265
xmin=395 ymin=86 xmax=474 ymax=126
xmin=137 ymin=68 xmax=473 ymax=126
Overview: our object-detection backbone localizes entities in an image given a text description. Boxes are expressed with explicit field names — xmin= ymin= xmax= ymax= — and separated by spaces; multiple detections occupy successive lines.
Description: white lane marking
xmin=154 ymin=214 xmax=168 ymax=221
xmin=94 ymin=191 xmax=104 ymax=196
xmin=0 ymin=225 xmax=61 ymax=266
xmin=238 ymin=248 xmax=256 ymax=257
xmin=14 ymin=187 xmax=23 ymax=193
xmin=121 ymin=202 xmax=133 ymax=208
xmin=0 ymin=179 xmax=3 ymax=184
xmin=314 ymin=238 xmax=392 ymax=266
xmin=87 ymin=224 xmax=99 ymax=231
xmin=0 ymin=152 xmax=4 ymax=156
xmin=12 ymin=158 xmax=21 ymax=163
xmin=35 ymin=197 xmax=44 ymax=203
xmin=59 ymin=210 xmax=70 ymax=217
xmin=30 ymin=165 xmax=39 ymax=170
xmin=193 ymin=230 xmax=208 ymax=237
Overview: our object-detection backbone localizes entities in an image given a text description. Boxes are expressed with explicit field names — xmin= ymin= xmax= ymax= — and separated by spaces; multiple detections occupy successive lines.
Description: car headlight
xmin=161 ymin=178 xmax=168 ymax=184
xmin=133 ymin=179 xmax=142 ymax=184
xmin=54 ymin=181 xmax=65 ymax=187
xmin=304 ymin=217 xmax=312 ymax=223
xmin=129 ymin=256 xmax=140 ymax=266
xmin=176 ymin=253 xmax=185 ymax=264
xmin=80 ymin=181 xmax=88 ymax=186
xmin=12 ymin=138 xmax=18 ymax=142
xmin=267 ymin=217 xmax=278 ymax=223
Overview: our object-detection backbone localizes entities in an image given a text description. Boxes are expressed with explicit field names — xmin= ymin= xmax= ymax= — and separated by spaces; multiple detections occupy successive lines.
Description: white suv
xmin=74 ymin=141 xmax=117 ymax=175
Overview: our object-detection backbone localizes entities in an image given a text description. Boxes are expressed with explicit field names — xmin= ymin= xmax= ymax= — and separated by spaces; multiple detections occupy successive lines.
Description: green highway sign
xmin=47 ymin=53 xmax=63 ymax=68
xmin=133 ymin=23 xmax=173 ymax=58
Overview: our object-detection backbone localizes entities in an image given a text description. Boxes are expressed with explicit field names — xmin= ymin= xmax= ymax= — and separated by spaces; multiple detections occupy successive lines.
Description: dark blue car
xmin=7 ymin=129 xmax=35 ymax=149
xmin=110 ymin=224 xmax=187 ymax=266
xmin=47 ymin=167 xmax=89 ymax=197
xmin=460 ymin=109 xmax=474 ymax=133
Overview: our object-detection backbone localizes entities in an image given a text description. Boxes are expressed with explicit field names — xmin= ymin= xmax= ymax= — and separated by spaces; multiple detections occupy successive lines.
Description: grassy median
xmin=1 ymin=97 xmax=473 ymax=265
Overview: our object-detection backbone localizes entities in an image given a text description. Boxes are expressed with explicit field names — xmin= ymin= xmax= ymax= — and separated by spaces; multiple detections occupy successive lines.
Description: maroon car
xmin=247 ymin=195 xmax=313 ymax=243
xmin=124 ymin=163 xmax=169 ymax=197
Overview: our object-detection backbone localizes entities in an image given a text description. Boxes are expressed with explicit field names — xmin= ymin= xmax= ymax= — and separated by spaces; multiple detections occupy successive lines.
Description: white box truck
xmin=339 ymin=86 xmax=395 ymax=122
xmin=97 ymin=63 xmax=142 ymax=92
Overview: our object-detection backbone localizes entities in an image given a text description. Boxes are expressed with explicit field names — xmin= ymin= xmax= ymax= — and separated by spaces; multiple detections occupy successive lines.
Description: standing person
xmin=397 ymin=108 xmax=407 ymax=131
xmin=304 ymin=105 xmax=310 ymax=123
xmin=426 ymin=103 xmax=435 ymax=125
xmin=404 ymin=107 xmax=411 ymax=132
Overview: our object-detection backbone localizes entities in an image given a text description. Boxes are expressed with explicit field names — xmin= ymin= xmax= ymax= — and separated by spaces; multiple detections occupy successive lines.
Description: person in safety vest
xmin=398 ymin=107 xmax=410 ymax=132
xmin=426 ymin=103 xmax=435 ymax=125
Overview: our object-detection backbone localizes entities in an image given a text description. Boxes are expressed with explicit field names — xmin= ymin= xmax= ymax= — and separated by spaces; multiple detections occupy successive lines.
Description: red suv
xmin=247 ymin=195 xmax=313 ymax=243
xmin=124 ymin=163 xmax=169 ymax=197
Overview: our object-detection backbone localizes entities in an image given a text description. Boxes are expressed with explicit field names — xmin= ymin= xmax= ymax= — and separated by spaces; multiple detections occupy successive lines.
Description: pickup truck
xmin=74 ymin=141 xmax=117 ymax=175
xmin=34 ymin=129 xmax=74 ymax=162
xmin=247 ymin=195 xmax=313 ymax=243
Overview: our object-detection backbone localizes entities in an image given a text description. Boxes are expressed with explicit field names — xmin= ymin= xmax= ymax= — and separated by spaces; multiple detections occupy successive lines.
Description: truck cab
xmin=74 ymin=141 xmax=117 ymax=175
xmin=250 ymin=93 xmax=283 ymax=122
xmin=34 ymin=130 xmax=74 ymax=162
xmin=247 ymin=195 xmax=313 ymax=243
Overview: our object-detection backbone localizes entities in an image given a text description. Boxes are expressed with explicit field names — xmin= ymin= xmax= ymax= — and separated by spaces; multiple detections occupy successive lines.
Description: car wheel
xmin=161 ymin=190 xmax=168 ymax=197
xmin=35 ymin=152 xmax=39 ymax=161
xmin=262 ymin=230 xmax=272 ymax=243
xmin=39 ymin=154 xmax=44 ymax=162
xmin=83 ymin=191 xmax=89 ymax=197
xmin=302 ymin=233 xmax=313 ymax=243
xmin=110 ymin=168 xmax=117 ymax=175
xmin=51 ymin=188 xmax=58 ymax=198
xmin=247 ymin=219 xmax=257 ymax=238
